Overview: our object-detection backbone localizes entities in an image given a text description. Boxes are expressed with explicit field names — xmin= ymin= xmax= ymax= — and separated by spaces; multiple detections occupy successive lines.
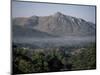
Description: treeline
xmin=12 ymin=43 xmax=96 ymax=74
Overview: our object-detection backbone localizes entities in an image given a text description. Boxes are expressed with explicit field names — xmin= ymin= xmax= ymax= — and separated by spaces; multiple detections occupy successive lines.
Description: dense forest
xmin=12 ymin=43 xmax=96 ymax=74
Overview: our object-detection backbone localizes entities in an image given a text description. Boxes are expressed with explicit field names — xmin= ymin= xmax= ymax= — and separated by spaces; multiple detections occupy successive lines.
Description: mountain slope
xmin=33 ymin=12 xmax=95 ymax=36
xmin=12 ymin=25 xmax=55 ymax=38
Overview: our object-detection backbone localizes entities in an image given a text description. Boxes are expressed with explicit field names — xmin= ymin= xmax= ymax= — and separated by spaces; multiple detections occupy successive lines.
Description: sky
xmin=12 ymin=1 xmax=96 ymax=23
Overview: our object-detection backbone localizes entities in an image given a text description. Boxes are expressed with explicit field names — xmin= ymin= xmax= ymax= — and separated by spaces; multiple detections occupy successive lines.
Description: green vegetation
xmin=13 ymin=43 xmax=96 ymax=74
xmin=69 ymin=44 xmax=96 ymax=70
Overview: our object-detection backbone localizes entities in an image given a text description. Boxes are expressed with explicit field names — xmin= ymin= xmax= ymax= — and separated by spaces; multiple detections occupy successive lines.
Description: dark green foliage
xmin=13 ymin=43 xmax=96 ymax=74
xmin=48 ymin=56 xmax=63 ymax=72
xmin=31 ymin=52 xmax=49 ymax=72
xmin=69 ymin=43 xmax=96 ymax=70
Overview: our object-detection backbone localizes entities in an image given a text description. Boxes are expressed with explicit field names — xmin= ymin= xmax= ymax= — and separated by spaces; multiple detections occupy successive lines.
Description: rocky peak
xmin=54 ymin=12 xmax=64 ymax=17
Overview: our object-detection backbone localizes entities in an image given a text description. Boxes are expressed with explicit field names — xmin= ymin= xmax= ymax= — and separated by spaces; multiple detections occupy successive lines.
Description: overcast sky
xmin=12 ymin=1 xmax=96 ymax=23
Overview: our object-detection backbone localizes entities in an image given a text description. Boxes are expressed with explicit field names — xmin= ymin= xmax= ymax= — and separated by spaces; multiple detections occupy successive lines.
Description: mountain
xmin=12 ymin=17 xmax=28 ymax=26
xmin=12 ymin=12 xmax=96 ymax=47
xmin=12 ymin=25 xmax=55 ymax=38
xmin=12 ymin=12 xmax=96 ymax=37
xmin=33 ymin=12 xmax=95 ymax=36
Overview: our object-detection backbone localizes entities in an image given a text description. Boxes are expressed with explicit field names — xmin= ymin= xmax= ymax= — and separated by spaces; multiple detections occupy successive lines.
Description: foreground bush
xmin=13 ymin=43 xmax=96 ymax=74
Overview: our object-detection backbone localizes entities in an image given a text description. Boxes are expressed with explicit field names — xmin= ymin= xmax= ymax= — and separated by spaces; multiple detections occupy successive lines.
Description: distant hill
xmin=12 ymin=25 xmax=55 ymax=38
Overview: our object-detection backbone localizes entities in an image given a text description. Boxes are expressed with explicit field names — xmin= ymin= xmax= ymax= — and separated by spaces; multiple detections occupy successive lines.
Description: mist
xmin=13 ymin=36 xmax=95 ymax=48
